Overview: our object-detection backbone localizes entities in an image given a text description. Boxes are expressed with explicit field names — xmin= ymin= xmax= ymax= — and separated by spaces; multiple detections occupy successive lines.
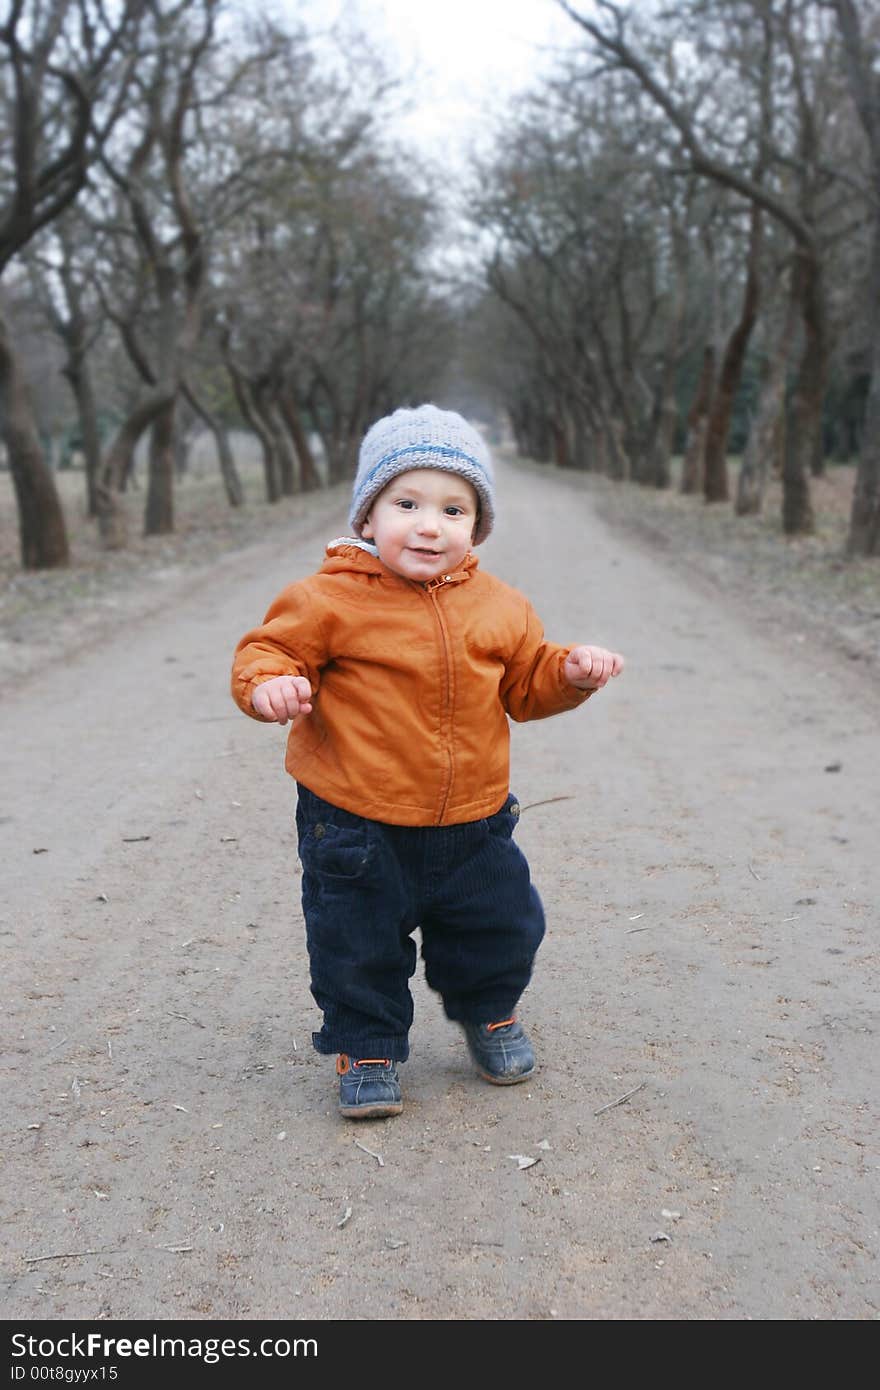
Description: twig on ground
xmin=354 ymin=1140 xmax=384 ymax=1167
xmin=166 ymin=1011 xmax=204 ymax=1029
xmin=24 ymin=1248 xmax=118 ymax=1263
xmin=594 ymin=1081 xmax=646 ymax=1117
xmin=519 ymin=795 xmax=575 ymax=813
xmin=748 ymin=862 xmax=762 ymax=880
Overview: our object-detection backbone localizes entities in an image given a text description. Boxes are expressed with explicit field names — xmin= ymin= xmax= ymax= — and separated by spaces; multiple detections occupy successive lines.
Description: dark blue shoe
xmin=337 ymin=1054 xmax=402 ymax=1119
xmin=462 ymin=1018 xmax=535 ymax=1085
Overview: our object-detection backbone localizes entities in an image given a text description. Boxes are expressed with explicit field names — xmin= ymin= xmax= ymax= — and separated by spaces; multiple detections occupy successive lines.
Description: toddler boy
xmin=231 ymin=405 xmax=623 ymax=1118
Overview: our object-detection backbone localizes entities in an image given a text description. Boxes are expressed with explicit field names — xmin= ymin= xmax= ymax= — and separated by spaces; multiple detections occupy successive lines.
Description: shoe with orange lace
xmin=336 ymin=1054 xmax=403 ymax=1119
xmin=462 ymin=1017 xmax=535 ymax=1085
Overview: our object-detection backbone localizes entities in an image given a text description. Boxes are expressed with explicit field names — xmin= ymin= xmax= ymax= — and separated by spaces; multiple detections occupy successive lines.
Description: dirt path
xmin=3 ymin=459 xmax=878 ymax=1321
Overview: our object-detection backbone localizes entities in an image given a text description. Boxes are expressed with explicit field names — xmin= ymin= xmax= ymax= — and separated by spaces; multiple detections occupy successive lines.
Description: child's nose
xmin=416 ymin=510 xmax=442 ymax=535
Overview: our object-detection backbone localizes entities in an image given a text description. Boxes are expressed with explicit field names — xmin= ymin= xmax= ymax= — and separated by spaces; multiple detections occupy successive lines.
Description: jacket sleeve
xmin=499 ymin=596 xmax=593 ymax=723
xmin=231 ymin=580 xmax=329 ymax=721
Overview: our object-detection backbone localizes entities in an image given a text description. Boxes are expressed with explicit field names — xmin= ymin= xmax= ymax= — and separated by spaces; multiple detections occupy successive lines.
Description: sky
xmin=289 ymin=0 xmax=586 ymax=167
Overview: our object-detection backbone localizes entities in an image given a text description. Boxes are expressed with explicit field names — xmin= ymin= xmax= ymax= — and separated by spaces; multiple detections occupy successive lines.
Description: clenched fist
xmin=252 ymin=675 xmax=313 ymax=724
xmin=563 ymin=645 xmax=625 ymax=691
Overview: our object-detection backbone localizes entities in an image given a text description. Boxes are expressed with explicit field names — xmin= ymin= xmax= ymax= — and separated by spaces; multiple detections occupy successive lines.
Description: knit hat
xmin=349 ymin=404 xmax=495 ymax=545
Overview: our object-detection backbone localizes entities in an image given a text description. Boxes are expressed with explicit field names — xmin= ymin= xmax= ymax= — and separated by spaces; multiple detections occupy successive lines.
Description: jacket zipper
xmin=423 ymin=575 xmax=454 ymax=823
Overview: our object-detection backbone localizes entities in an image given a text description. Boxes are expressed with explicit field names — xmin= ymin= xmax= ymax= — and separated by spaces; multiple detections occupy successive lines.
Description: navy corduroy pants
xmin=295 ymin=783 xmax=546 ymax=1061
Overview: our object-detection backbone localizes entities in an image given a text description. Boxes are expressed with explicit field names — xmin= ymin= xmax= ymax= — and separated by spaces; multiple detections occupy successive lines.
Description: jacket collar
xmin=322 ymin=539 xmax=479 ymax=585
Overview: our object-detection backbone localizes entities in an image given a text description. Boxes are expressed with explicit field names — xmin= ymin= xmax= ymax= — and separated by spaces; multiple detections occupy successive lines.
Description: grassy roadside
xmin=0 ymin=454 xmax=349 ymax=691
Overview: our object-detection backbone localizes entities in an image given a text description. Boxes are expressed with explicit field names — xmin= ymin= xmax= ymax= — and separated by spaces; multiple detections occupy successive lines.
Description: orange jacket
xmin=231 ymin=542 xmax=591 ymax=826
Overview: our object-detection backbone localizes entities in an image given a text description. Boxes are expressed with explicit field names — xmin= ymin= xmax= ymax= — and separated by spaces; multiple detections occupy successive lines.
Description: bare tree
xmin=557 ymin=0 xmax=857 ymax=534
xmin=832 ymin=0 xmax=880 ymax=555
xmin=472 ymin=80 xmax=703 ymax=483
xmin=92 ymin=0 xmax=220 ymax=544
xmin=0 ymin=0 xmax=144 ymax=566
xmin=23 ymin=218 xmax=109 ymax=516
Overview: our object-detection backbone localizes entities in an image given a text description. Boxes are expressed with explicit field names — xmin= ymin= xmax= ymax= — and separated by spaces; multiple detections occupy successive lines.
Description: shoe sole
xmin=339 ymin=1101 xmax=403 ymax=1119
xmin=472 ymin=1065 xmax=535 ymax=1086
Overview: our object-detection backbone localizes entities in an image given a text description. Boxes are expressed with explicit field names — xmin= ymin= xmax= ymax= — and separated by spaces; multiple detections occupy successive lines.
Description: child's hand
xmin=252 ymin=675 xmax=313 ymax=724
xmin=564 ymin=645 xmax=625 ymax=690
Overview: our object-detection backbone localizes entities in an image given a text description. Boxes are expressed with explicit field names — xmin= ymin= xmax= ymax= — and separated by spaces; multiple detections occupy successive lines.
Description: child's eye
xmin=395 ymin=499 xmax=416 ymax=510
xmin=445 ymin=506 xmax=464 ymax=516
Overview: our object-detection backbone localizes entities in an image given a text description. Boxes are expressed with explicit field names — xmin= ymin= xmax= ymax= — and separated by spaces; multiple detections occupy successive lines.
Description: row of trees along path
xmin=2 ymin=0 xmax=879 ymax=567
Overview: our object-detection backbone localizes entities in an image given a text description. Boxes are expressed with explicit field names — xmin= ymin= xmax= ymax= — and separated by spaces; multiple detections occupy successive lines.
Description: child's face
xmin=362 ymin=468 xmax=479 ymax=582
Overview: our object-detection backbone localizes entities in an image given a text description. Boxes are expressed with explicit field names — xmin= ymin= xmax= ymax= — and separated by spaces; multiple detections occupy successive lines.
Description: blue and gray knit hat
xmin=349 ymin=404 xmax=495 ymax=545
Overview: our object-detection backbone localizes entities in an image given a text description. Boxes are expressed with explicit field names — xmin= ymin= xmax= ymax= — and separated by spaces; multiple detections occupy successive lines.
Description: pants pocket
xmin=300 ymin=819 xmax=374 ymax=881
xmin=485 ymin=793 xmax=521 ymax=840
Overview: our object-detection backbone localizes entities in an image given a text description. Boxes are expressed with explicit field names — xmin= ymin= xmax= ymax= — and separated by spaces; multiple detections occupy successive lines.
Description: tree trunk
xmin=526 ymin=403 xmax=552 ymax=462
xmin=182 ymin=381 xmax=244 ymax=508
xmin=571 ymin=402 xmax=594 ymax=471
xmin=649 ymin=380 xmax=677 ymax=489
xmin=551 ymin=417 xmax=570 ymax=469
xmin=279 ymin=392 xmax=322 ymax=491
xmin=809 ymin=427 xmax=826 ymax=478
xmin=319 ymin=406 xmax=354 ymax=485
xmin=144 ymin=398 xmax=176 ymax=536
xmin=736 ymin=403 xmax=771 ymax=518
xmin=0 ymin=310 xmax=70 ymax=568
xmin=527 ymin=411 xmax=546 ymax=461
xmin=64 ymin=357 xmax=102 ymax=519
xmin=834 ymin=0 xmax=880 ymax=554
xmin=846 ymin=218 xmax=880 ymax=554
xmin=737 ymin=283 xmax=798 ymax=515
xmin=783 ymin=250 xmax=827 ymax=536
xmin=704 ymin=206 xmax=763 ymax=505
xmin=590 ymin=427 xmax=608 ymax=475
xmin=681 ymin=346 xmax=715 ymax=495
xmin=232 ymin=373 xmax=280 ymax=503
xmin=339 ymin=422 xmax=362 ymax=482
xmin=173 ymin=424 xmax=190 ymax=478
xmin=265 ymin=398 xmax=298 ymax=496
xmin=651 ymin=221 xmax=687 ymax=490
xmin=97 ymin=391 xmax=174 ymax=549
xmin=308 ymin=375 xmax=348 ymax=484
xmin=626 ymin=413 xmax=651 ymax=484
xmin=602 ymin=412 xmax=629 ymax=481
